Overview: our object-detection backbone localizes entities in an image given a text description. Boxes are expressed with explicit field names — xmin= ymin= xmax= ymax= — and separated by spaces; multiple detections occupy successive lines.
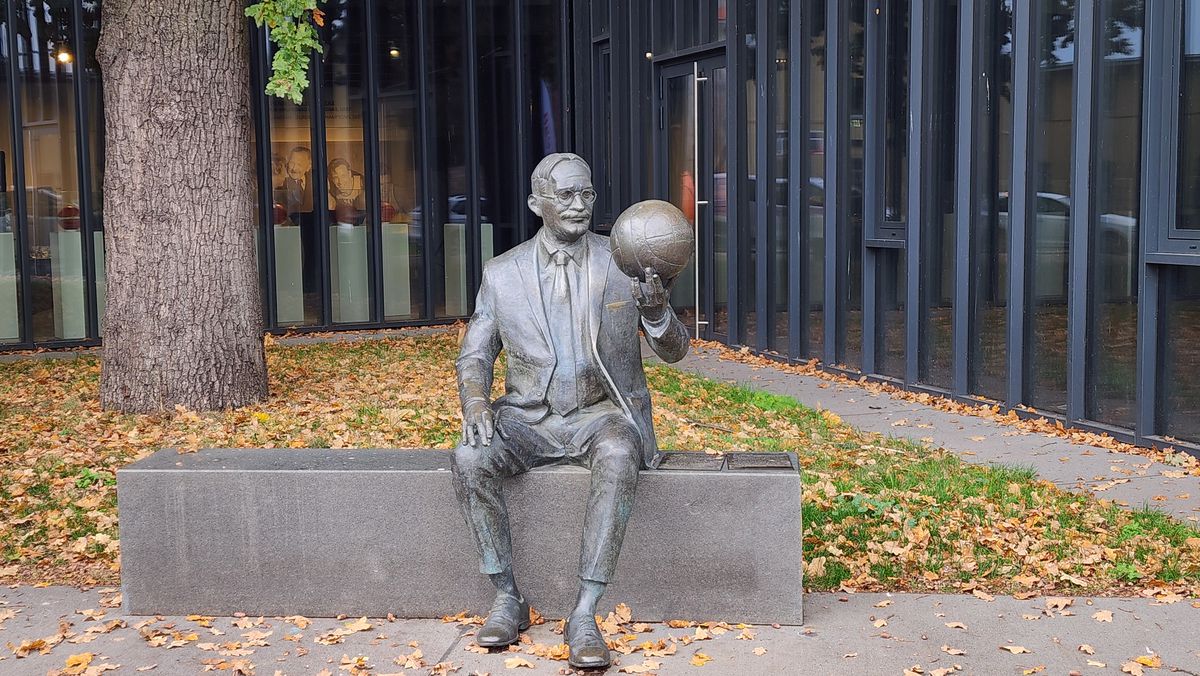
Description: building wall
xmin=0 ymin=0 xmax=1197 ymax=456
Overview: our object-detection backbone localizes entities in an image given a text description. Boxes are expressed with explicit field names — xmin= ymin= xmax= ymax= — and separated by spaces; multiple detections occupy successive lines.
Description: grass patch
xmin=0 ymin=332 xmax=1197 ymax=597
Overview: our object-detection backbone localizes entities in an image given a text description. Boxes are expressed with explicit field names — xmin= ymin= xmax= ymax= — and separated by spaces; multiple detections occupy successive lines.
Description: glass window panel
xmin=268 ymin=78 xmax=319 ymax=325
xmin=427 ymin=0 xmax=471 ymax=318
xmin=844 ymin=0 xmax=867 ymax=368
xmin=739 ymin=0 xmax=757 ymax=347
xmin=1027 ymin=0 xmax=1075 ymax=414
xmin=593 ymin=46 xmax=614 ymax=229
xmin=970 ymin=0 xmax=1013 ymax=400
xmin=805 ymin=0 xmax=826 ymax=358
xmin=0 ymin=5 xmax=19 ymax=344
xmin=591 ymin=0 xmax=609 ymax=35
xmin=321 ymin=1 xmax=371 ymax=325
xmin=19 ymin=1 xmax=86 ymax=342
xmin=81 ymin=0 xmax=104 ymax=334
xmin=711 ymin=66 xmax=729 ymax=337
xmin=1086 ymin=0 xmax=1142 ymax=428
xmin=1160 ymin=266 xmax=1200 ymax=445
xmin=919 ymin=0 xmax=958 ymax=389
xmin=769 ymin=0 xmax=789 ymax=353
xmin=525 ymin=0 xmax=564 ymax=203
xmin=377 ymin=0 xmax=424 ymax=321
xmin=477 ymin=0 xmax=519 ymax=259
xmin=874 ymin=248 xmax=906 ymax=378
xmin=664 ymin=69 xmax=696 ymax=328
xmin=883 ymin=0 xmax=909 ymax=223
xmin=1177 ymin=0 xmax=1200 ymax=229
xmin=654 ymin=0 xmax=675 ymax=54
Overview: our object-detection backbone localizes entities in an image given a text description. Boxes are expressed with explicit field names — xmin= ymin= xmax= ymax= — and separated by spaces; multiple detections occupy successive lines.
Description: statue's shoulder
xmin=586 ymin=230 xmax=613 ymax=253
xmin=483 ymin=239 xmax=534 ymax=276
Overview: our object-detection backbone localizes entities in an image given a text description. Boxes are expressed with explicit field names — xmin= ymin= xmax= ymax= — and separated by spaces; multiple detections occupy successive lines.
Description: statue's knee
xmin=452 ymin=443 xmax=488 ymax=478
xmin=591 ymin=431 xmax=642 ymax=474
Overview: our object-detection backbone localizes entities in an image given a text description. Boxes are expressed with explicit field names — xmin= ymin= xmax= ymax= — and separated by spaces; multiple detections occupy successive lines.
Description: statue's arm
xmin=640 ymin=305 xmax=689 ymax=364
xmin=456 ymin=265 xmax=503 ymax=408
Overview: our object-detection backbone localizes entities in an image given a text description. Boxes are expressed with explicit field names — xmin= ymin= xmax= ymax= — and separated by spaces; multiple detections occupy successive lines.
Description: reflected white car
xmin=997 ymin=191 xmax=1137 ymax=301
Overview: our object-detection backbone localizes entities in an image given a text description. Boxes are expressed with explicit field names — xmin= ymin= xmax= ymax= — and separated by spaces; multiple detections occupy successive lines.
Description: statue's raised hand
xmin=631 ymin=267 xmax=669 ymax=323
xmin=461 ymin=398 xmax=495 ymax=447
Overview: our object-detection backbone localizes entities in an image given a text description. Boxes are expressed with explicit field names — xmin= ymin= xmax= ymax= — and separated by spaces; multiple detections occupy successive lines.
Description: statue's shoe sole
xmin=475 ymin=618 xmax=533 ymax=647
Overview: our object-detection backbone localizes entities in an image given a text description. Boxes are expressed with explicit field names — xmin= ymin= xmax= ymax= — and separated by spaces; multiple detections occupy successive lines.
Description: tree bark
xmin=97 ymin=0 xmax=267 ymax=412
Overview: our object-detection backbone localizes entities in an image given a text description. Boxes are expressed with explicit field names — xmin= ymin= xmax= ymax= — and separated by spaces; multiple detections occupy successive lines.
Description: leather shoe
xmin=476 ymin=592 xmax=531 ymax=647
xmin=565 ymin=613 xmax=611 ymax=669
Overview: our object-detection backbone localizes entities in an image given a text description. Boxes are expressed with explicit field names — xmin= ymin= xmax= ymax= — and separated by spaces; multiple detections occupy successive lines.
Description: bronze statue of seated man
xmin=452 ymin=153 xmax=689 ymax=669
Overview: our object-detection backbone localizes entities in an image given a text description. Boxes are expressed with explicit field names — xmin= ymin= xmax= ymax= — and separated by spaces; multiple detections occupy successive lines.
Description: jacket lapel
xmin=515 ymin=241 xmax=553 ymax=350
xmin=586 ymin=232 xmax=612 ymax=346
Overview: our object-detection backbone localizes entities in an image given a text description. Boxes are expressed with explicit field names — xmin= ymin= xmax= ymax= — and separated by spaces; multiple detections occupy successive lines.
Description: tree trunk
xmin=97 ymin=0 xmax=267 ymax=412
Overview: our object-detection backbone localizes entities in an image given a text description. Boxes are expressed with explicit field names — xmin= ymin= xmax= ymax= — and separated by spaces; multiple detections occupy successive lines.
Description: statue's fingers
xmin=465 ymin=422 xmax=477 ymax=447
xmin=630 ymin=276 xmax=644 ymax=302
xmin=482 ymin=414 xmax=494 ymax=446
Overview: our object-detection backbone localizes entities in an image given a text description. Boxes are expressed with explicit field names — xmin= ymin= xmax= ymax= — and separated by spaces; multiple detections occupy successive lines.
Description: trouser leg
xmin=451 ymin=440 xmax=521 ymax=575
xmin=577 ymin=426 xmax=642 ymax=583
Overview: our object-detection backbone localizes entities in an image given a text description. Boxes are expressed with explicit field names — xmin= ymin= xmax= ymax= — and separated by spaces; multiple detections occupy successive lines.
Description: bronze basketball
xmin=610 ymin=200 xmax=695 ymax=282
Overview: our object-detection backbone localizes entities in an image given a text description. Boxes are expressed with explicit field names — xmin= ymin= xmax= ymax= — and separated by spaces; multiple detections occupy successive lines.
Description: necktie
xmin=547 ymin=249 xmax=579 ymax=415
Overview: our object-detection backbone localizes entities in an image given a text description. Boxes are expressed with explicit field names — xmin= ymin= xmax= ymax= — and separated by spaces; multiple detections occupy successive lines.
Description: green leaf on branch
xmin=245 ymin=0 xmax=325 ymax=104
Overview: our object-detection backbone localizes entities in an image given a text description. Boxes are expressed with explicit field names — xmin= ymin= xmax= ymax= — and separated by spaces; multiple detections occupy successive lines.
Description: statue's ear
xmin=527 ymin=194 xmax=542 ymax=217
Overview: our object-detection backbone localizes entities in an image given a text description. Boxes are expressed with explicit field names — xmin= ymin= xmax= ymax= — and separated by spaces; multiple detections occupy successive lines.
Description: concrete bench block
xmin=117 ymin=449 xmax=802 ymax=624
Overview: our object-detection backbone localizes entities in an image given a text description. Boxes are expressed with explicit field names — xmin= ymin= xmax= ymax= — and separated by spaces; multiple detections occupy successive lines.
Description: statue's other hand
xmin=461 ymin=399 xmax=495 ymax=447
xmin=631 ymin=267 xmax=669 ymax=323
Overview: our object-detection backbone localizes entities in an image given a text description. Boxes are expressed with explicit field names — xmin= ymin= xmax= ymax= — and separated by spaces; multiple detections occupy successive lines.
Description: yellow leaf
xmin=940 ymin=645 xmax=965 ymax=656
xmin=690 ymin=652 xmax=713 ymax=667
xmin=999 ymin=645 xmax=1031 ymax=654
xmin=752 ymin=647 xmax=767 ymax=656
xmin=1092 ymin=610 xmax=1113 ymax=623
xmin=1134 ymin=655 xmax=1162 ymax=668
xmin=1079 ymin=644 xmax=1095 ymax=654
xmin=504 ymin=656 xmax=535 ymax=669
xmin=944 ymin=622 xmax=967 ymax=630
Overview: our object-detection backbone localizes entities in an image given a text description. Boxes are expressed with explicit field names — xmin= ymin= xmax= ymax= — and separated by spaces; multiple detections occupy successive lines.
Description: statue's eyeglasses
xmin=549 ymin=187 xmax=597 ymax=206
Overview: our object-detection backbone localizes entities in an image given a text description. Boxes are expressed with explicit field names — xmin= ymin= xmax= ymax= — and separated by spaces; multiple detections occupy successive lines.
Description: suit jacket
xmin=282 ymin=173 xmax=314 ymax=213
xmin=456 ymin=230 xmax=690 ymax=467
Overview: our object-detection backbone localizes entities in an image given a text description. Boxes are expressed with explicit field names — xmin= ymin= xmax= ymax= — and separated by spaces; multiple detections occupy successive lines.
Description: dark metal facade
xmin=2 ymin=0 xmax=1199 ymax=456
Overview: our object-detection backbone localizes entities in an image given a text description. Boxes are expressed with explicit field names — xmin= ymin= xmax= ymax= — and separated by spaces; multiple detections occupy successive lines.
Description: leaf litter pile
xmin=1 ymin=332 xmax=1198 ymax=601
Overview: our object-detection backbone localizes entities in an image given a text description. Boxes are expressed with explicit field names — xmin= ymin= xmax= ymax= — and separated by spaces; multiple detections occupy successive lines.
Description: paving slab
xmin=3 ymin=586 xmax=1198 ymax=675
xmin=651 ymin=346 xmax=1200 ymax=525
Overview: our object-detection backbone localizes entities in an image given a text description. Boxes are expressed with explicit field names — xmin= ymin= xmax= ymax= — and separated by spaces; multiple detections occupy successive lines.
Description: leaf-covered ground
xmin=1 ymin=332 xmax=1198 ymax=599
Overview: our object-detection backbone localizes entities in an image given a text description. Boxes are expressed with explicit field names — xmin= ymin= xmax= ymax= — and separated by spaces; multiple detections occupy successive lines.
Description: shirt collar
xmin=538 ymin=228 xmax=587 ymax=266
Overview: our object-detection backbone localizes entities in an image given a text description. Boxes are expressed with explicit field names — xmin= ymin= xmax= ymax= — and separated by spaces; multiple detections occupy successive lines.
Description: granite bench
xmin=117 ymin=448 xmax=802 ymax=623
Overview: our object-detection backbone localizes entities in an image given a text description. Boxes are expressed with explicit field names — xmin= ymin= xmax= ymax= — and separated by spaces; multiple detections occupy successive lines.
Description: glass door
xmin=656 ymin=55 xmax=727 ymax=340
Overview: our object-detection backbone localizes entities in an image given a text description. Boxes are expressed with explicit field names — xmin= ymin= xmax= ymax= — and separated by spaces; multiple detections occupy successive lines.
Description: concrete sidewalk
xmin=1 ymin=586 xmax=1197 ymax=675
xmin=650 ymin=346 xmax=1200 ymax=525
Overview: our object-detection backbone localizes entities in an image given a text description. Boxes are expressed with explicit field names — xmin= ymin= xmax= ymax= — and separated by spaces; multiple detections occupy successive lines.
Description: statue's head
xmin=528 ymin=153 xmax=595 ymax=243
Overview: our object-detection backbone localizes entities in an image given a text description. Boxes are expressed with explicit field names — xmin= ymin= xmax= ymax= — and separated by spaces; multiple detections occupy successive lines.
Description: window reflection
xmin=321 ymin=0 xmax=371 ymax=325
xmin=19 ymin=0 xmax=86 ymax=342
xmin=804 ymin=0 xmax=825 ymax=358
xmin=0 ymin=8 xmax=18 ymax=343
xmin=426 ymin=0 xmax=473 ymax=318
xmin=844 ymin=0 xmax=867 ymax=369
xmin=1161 ymin=266 xmax=1200 ymax=444
xmin=1027 ymin=0 xmax=1076 ymax=414
xmin=769 ymin=0 xmax=789 ymax=353
xmin=970 ymin=0 xmax=1013 ymax=401
xmin=377 ymin=0 xmax=423 ymax=321
xmin=1087 ymin=0 xmax=1142 ymax=428
xmin=268 ymin=96 xmax=319 ymax=326
xmin=1178 ymin=0 xmax=1200 ymax=229
xmin=882 ymin=0 xmax=909 ymax=223
xmin=918 ymin=0 xmax=958 ymax=389
xmin=739 ymin=0 xmax=757 ymax=346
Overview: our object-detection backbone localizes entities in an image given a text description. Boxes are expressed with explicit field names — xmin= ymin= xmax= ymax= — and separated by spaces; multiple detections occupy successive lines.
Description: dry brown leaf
xmin=999 ymin=645 xmax=1031 ymax=654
